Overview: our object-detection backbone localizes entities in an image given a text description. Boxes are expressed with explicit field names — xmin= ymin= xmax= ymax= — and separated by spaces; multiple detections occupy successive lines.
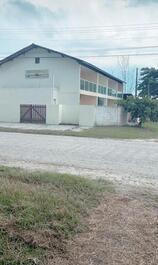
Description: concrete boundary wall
xmin=0 ymin=103 xmax=61 ymax=125
xmin=0 ymin=103 xmax=127 ymax=126
xmin=0 ymin=103 xmax=19 ymax=123
xmin=46 ymin=105 xmax=61 ymax=125
xmin=79 ymin=105 xmax=127 ymax=127
xmin=60 ymin=105 xmax=79 ymax=125
xmin=95 ymin=106 xmax=127 ymax=126
xmin=79 ymin=105 xmax=96 ymax=127
xmin=117 ymin=107 xmax=128 ymax=126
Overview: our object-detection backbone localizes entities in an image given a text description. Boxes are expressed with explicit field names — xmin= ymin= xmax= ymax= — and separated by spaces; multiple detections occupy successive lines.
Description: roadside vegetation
xmin=73 ymin=122 xmax=158 ymax=139
xmin=0 ymin=122 xmax=158 ymax=139
xmin=118 ymin=97 xmax=158 ymax=125
xmin=0 ymin=166 xmax=113 ymax=265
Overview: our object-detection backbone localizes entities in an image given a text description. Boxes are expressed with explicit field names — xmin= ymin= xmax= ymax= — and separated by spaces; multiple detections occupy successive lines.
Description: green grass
xmin=0 ymin=229 xmax=45 ymax=265
xmin=0 ymin=122 xmax=158 ymax=139
xmin=0 ymin=166 xmax=113 ymax=264
xmin=72 ymin=122 xmax=158 ymax=139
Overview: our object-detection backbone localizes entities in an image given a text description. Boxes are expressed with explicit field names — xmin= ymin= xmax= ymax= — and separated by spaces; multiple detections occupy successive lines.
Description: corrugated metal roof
xmin=0 ymin=43 xmax=123 ymax=83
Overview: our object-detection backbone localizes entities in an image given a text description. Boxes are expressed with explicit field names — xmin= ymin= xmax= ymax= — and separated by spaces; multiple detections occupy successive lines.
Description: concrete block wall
xmin=79 ymin=105 xmax=96 ymax=127
xmin=0 ymin=103 xmax=127 ymax=127
xmin=95 ymin=106 xmax=127 ymax=126
xmin=46 ymin=104 xmax=61 ymax=125
xmin=60 ymin=105 xmax=79 ymax=125
xmin=117 ymin=107 xmax=128 ymax=126
xmin=0 ymin=103 xmax=19 ymax=123
xmin=0 ymin=103 xmax=61 ymax=125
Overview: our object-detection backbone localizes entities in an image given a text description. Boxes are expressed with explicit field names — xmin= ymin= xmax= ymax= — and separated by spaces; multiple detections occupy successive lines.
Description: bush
xmin=118 ymin=97 xmax=158 ymax=124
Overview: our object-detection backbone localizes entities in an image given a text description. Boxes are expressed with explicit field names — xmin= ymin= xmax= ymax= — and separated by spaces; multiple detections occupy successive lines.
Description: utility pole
xmin=135 ymin=67 xmax=138 ymax=97
xmin=148 ymin=78 xmax=150 ymax=98
xmin=117 ymin=55 xmax=129 ymax=93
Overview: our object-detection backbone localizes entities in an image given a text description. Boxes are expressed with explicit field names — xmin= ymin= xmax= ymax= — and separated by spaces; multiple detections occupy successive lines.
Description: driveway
xmin=0 ymin=132 xmax=158 ymax=191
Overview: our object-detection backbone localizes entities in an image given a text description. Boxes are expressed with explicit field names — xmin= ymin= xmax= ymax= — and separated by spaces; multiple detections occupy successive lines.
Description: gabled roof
xmin=0 ymin=43 xmax=123 ymax=83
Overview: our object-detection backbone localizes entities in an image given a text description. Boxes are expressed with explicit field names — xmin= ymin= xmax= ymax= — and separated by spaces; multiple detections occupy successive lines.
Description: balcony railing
xmin=80 ymin=79 xmax=123 ymax=99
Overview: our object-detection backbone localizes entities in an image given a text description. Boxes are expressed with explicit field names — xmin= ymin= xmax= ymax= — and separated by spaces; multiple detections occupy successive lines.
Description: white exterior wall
xmin=78 ymin=105 xmax=127 ymax=127
xmin=95 ymin=106 xmax=127 ymax=126
xmin=60 ymin=105 xmax=79 ymax=124
xmin=0 ymin=46 xmax=126 ymax=126
xmin=46 ymin=105 xmax=61 ymax=125
xmin=0 ymin=47 xmax=80 ymax=123
xmin=117 ymin=107 xmax=128 ymax=126
xmin=79 ymin=105 xmax=96 ymax=127
xmin=0 ymin=102 xmax=19 ymax=123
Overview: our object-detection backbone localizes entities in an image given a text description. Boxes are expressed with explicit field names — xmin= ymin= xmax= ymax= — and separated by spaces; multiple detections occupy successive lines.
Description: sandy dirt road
xmin=0 ymin=132 xmax=158 ymax=190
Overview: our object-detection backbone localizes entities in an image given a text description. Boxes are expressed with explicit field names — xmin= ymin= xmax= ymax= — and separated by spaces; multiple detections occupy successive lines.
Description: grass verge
xmin=73 ymin=122 xmax=158 ymax=139
xmin=0 ymin=166 xmax=113 ymax=264
xmin=0 ymin=122 xmax=158 ymax=139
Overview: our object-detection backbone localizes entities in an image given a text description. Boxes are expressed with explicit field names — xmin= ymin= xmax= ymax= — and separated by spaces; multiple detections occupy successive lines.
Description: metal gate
xmin=20 ymin=105 xmax=46 ymax=124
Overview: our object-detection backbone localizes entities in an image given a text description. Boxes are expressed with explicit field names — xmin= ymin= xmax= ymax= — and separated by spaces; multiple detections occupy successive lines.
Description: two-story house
xmin=0 ymin=43 xmax=125 ymax=126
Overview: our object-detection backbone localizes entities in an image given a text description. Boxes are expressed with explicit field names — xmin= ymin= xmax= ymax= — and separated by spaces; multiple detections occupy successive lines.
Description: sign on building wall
xmin=25 ymin=70 xmax=49 ymax=78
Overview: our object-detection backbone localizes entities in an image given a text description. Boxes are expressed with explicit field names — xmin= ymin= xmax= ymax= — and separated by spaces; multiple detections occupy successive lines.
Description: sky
xmin=1 ymin=0 xmax=158 ymax=92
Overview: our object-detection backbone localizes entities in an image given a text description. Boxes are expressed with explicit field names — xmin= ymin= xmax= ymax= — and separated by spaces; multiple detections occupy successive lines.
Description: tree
xmin=150 ymin=100 xmax=158 ymax=122
xmin=138 ymin=67 xmax=158 ymax=98
xmin=118 ymin=97 xmax=158 ymax=125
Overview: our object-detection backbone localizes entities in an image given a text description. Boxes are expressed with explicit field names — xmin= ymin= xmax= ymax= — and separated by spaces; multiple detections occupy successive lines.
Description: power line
xmin=65 ymin=45 xmax=158 ymax=52
xmin=1 ymin=35 xmax=158 ymax=42
xmin=1 ymin=52 xmax=158 ymax=60
xmin=79 ymin=52 xmax=158 ymax=58
xmin=1 ymin=28 xmax=158 ymax=35
xmin=1 ymin=45 xmax=158 ymax=56
xmin=1 ymin=24 xmax=158 ymax=34
xmin=1 ymin=22 xmax=158 ymax=29
xmin=1 ymin=43 xmax=158 ymax=59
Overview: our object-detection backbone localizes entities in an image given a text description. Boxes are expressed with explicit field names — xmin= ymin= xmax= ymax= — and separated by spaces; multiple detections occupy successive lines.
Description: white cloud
xmin=1 ymin=0 xmax=158 ymax=91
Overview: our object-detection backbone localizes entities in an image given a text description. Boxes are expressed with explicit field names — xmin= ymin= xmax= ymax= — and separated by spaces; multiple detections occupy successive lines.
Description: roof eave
xmin=0 ymin=43 xmax=124 ymax=84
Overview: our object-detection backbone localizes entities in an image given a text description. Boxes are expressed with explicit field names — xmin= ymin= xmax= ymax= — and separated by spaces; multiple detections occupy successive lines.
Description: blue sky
xmin=1 ymin=0 xmax=158 ymax=92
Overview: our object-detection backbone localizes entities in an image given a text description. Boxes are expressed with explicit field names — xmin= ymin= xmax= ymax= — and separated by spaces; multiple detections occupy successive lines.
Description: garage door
xmin=20 ymin=104 xmax=46 ymax=124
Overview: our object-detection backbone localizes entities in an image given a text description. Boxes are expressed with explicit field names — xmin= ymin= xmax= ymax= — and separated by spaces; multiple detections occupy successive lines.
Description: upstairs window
xmin=98 ymin=85 xmax=106 ymax=95
xmin=80 ymin=79 xmax=96 ymax=92
xmin=80 ymin=79 xmax=84 ymax=90
xmin=85 ymin=81 xmax=89 ymax=91
xmin=108 ymin=88 xmax=112 ymax=96
xmin=35 ymin=57 xmax=40 ymax=64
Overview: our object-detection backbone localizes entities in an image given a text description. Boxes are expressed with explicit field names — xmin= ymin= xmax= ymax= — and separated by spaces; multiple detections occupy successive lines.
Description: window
xmin=35 ymin=57 xmax=40 ymax=64
xmin=80 ymin=79 xmax=97 ymax=93
xmin=80 ymin=79 xmax=84 ymax=90
xmin=85 ymin=81 xmax=89 ymax=91
xmin=92 ymin=83 xmax=96 ymax=92
xmin=80 ymin=79 xmax=118 ymax=98
xmin=89 ymin=82 xmax=93 ymax=92
xmin=112 ymin=89 xmax=117 ymax=97
xmin=108 ymin=88 xmax=112 ymax=96
xmin=98 ymin=85 xmax=106 ymax=95
xmin=108 ymin=88 xmax=118 ymax=97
